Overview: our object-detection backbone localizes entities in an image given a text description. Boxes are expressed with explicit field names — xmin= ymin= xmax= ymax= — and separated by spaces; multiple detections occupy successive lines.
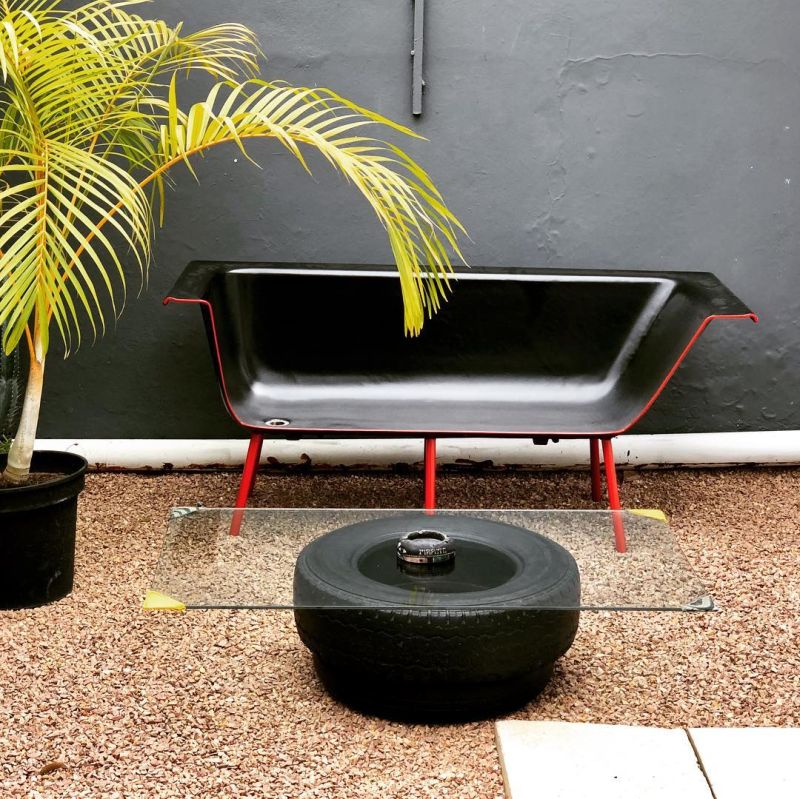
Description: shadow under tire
xmin=293 ymin=514 xmax=581 ymax=722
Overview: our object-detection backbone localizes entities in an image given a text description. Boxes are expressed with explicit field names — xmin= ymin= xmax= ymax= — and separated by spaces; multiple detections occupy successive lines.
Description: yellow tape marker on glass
xmin=630 ymin=508 xmax=668 ymax=523
xmin=142 ymin=590 xmax=186 ymax=612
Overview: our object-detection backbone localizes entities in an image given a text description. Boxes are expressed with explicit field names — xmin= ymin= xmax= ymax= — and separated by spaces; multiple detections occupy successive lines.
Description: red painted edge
xmin=165 ymin=296 xmax=759 ymax=438
xmin=617 ymin=311 xmax=758 ymax=434
xmin=165 ymin=296 xmax=248 ymax=430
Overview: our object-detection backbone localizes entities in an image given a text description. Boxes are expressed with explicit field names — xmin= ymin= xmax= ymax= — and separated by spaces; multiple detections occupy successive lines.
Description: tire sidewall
xmin=294 ymin=514 xmax=581 ymax=688
xmin=295 ymin=513 xmax=581 ymax=609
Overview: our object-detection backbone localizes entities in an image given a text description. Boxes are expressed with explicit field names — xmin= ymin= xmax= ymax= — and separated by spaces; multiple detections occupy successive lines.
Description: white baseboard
xmin=35 ymin=431 xmax=800 ymax=469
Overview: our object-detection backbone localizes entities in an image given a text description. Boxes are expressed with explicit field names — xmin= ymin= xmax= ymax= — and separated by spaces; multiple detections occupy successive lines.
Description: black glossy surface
xmin=167 ymin=262 xmax=755 ymax=436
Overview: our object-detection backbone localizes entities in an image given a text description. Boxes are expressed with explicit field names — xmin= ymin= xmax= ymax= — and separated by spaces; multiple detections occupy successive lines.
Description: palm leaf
xmin=0 ymin=0 xmax=465 ymax=357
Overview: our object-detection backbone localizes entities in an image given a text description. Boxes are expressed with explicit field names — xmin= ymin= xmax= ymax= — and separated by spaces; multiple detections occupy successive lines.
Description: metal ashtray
xmin=396 ymin=529 xmax=456 ymax=567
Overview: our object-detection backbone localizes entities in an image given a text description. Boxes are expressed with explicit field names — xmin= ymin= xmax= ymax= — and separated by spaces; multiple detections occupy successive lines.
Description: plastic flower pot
xmin=0 ymin=451 xmax=87 ymax=610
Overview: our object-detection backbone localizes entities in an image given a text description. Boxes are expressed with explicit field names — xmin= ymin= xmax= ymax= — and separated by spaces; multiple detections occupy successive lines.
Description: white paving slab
xmin=495 ymin=721 xmax=711 ymax=799
xmin=689 ymin=727 xmax=800 ymax=799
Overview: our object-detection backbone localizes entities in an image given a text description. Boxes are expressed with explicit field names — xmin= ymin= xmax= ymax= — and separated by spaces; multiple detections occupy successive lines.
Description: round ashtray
xmin=396 ymin=529 xmax=456 ymax=566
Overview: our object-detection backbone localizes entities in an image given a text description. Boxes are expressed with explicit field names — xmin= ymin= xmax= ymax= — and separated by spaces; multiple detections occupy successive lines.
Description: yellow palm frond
xmin=0 ymin=0 xmax=465 ymax=357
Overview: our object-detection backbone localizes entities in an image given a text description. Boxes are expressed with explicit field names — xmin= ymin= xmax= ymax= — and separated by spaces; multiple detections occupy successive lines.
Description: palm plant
xmin=0 ymin=0 xmax=464 ymax=484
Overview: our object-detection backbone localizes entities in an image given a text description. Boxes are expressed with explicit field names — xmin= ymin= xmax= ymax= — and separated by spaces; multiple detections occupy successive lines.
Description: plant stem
xmin=3 ymin=326 xmax=44 ymax=484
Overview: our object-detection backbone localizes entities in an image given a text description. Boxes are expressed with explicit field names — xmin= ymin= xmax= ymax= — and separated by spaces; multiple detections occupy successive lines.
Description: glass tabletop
xmin=147 ymin=508 xmax=712 ymax=612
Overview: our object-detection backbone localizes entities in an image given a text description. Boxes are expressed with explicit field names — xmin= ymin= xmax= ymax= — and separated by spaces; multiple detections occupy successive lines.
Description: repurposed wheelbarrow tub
xmin=165 ymin=261 xmax=757 ymax=547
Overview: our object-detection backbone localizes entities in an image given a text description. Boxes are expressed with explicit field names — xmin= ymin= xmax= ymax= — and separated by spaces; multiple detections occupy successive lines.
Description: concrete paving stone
xmin=496 ymin=720 xmax=711 ymax=799
xmin=689 ymin=727 xmax=800 ymax=799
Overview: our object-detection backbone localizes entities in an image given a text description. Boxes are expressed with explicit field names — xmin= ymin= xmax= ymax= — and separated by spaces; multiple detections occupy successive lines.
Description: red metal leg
xmin=230 ymin=433 xmax=263 ymax=536
xmin=424 ymin=437 xmax=436 ymax=513
xmin=601 ymin=437 xmax=627 ymax=553
xmin=247 ymin=436 xmax=264 ymax=498
xmin=589 ymin=437 xmax=602 ymax=502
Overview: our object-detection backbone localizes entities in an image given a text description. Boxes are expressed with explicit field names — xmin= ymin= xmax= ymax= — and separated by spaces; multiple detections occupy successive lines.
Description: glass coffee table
xmin=146 ymin=508 xmax=711 ymax=612
xmin=146 ymin=507 xmax=712 ymax=720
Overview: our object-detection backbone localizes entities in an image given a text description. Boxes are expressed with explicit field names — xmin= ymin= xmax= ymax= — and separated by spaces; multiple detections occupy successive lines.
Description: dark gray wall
xmin=40 ymin=1 xmax=799 ymax=437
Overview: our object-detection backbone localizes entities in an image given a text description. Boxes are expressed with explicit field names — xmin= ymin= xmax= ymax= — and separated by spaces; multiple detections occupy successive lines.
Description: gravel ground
xmin=1 ymin=467 xmax=799 ymax=798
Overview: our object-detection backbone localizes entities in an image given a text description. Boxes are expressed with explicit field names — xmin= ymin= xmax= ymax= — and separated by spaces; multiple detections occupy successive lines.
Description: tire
xmin=293 ymin=514 xmax=580 ymax=721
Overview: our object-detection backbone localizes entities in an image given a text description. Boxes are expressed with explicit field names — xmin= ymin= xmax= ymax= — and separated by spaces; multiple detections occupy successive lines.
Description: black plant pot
xmin=0 ymin=451 xmax=88 ymax=610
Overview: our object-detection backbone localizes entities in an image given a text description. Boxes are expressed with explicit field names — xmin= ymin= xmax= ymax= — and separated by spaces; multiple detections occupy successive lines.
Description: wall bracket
xmin=411 ymin=0 xmax=425 ymax=115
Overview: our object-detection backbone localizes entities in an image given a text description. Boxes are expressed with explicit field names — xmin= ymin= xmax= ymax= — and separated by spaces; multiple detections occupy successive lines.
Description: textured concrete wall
xmin=39 ymin=1 xmax=798 ymax=437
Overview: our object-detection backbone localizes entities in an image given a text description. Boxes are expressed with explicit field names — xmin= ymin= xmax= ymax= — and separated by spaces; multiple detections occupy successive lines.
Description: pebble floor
xmin=1 ymin=468 xmax=798 ymax=798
